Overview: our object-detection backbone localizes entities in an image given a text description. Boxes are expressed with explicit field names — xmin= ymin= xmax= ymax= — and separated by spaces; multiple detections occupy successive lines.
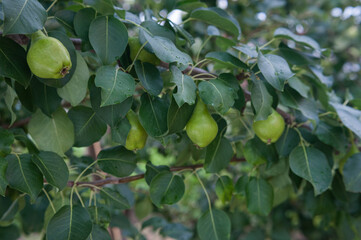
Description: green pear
xmin=253 ymin=109 xmax=285 ymax=144
xmin=27 ymin=30 xmax=72 ymax=79
xmin=186 ymin=97 xmax=218 ymax=148
xmin=128 ymin=37 xmax=160 ymax=64
xmin=125 ymin=110 xmax=148 ymax=150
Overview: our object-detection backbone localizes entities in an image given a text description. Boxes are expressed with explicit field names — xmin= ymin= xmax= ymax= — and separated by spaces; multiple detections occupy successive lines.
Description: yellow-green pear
xmin=125 ymin=110 xmax=148 ymax=150
xmin=27 ymin=30 xmax=72 ymax=79
xmin=186 ymin=97 xmax=218 ymax=148
xmin=253 ymin=109 xmax=285 ymax=144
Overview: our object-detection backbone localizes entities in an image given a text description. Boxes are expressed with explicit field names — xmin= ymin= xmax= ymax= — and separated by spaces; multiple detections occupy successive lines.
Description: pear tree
xmin=0 ymin=0 xmax=361 ymax=240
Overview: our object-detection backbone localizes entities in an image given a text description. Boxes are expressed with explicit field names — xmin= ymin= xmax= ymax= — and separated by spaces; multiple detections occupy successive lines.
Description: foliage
xmin=0 ymin=0 xmax=361 ymax=239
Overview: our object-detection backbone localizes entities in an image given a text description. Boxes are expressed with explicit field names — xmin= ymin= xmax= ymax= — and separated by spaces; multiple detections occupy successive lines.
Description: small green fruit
xmin=186 ymin=97 xmax=218 ymax=148
xmin=125 ymin=110 xmax=148 ymax=151
xmin=253 ymin=110 xmax=285 ymax=144
xmin=128 ymin=37 xmax=160 ymax=64
xmin=27 ymin=30 xmax=72 ymax=79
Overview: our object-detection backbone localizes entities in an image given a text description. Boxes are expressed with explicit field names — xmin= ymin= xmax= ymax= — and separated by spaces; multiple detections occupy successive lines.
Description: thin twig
xmin=69 ymin=156 xmax=245 ymax=187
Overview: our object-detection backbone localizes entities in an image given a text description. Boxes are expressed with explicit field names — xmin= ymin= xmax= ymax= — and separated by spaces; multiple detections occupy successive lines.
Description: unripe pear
xmin=128 ymin=37 xmax=160 ymax=64
xmin=186 ymin=97 xmax=218 ymax=148
xmin=253 ymin=109 xmax=285 ymax=144
xmin=125 ymin=110 xmax=148 ymax=151
xmin=27 ymin=30 xmax=72 ymax=79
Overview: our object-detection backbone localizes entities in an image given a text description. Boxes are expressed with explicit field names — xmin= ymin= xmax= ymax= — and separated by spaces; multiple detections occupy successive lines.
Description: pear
xmin=27 ymin=30 xmax=72 ymax=79
xmin=253 ymin=109 xmax=285 ymax=144
xmin=128 ymin=37 xmax=160 ymax=64
xmin=125 ymin=110 xmax=148 ymax=150
xmin=186 ymin=97 xmax=218 ymax=148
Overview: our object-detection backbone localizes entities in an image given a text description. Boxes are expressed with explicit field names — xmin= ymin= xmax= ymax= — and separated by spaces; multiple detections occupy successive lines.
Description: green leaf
xmin=257 ymin=51 xmax=294 ymax=91
xmin=268 ymin=169 xmax=293 ymax=207
xmin=10 ymin=80 xmax=35 ymax=112
xmin=309 ymin=66 xmax=333 ymax=88
xmin=68 ymin=106 xmax=107 ymax=147
xmin=279 ymin=86 xmax=319 ymax=121
xmin=89 ymin=16 xmax=128 ymax=65
xmin=246 ymin=177 xmax=274 ymax=216
xmin=331 ymin=103 xmax=361 ymax=140
xmin=0 ymin=157 xmax=8 ymax=196
xmin=343 ymin=153 xmax=361 ymax=192
xmin=149 ymin=172 xmax=185 ymax=206
xmin=233 ymin=44 xmax=258 ymax=58
xmin=0 ymin=194 xmax=22 ymax=225
xmin=74 ymin=8 xmax=96 ymax=41
xmin=32 ymin=151 xmax=69 ymax=190
xmin=46 ymin=205 xmax=92 ymax=240
xmin=170 ymin=65 xmax=196 ymax=107
xmin=204 ymin=135 xmax=233 ymax=173
xmin=110 ymin=117 xmax=130 ymax=145
xmin=139 ymin=93 xmax=169 ymax=137
xmin=0 ymin=128 xmax=14 ymax=157
xmin=134 ymin=61 xmax=163 ymax=96
xmin=279 ymin=42 xmax=312 ymax=66
xmin=4 ymin=85 xmax=17 ymax=126
xmin=243 ymin=138 xmax=267 ymax=166
xmin=171 ymin=22 xmax=195 ymax=45
xmin=218 ymin=73 xmax=239 ymax=91
xmin=5 ymin=154 xmax=43 ymax=201
xmin=100 ymin=188 xmax=130 ymax=210
xmin=160 ymin=223 xmax=193 ymax=240
xmin=315 ymin=121 xmax=347 ymax=152
xmin=145 ymin=162 xmax=170 ymax=185
xmin=95 ymin=66 xmax=135 ymax=107
xmin=97 ymin=146 xmax=136 ymax=177
xmin=54 ymin=10 xmax=76 ymax=34
xmin=0 ymin=37 xmax=31 ymax=87
xmin=197 ymin=209 xmax=231 ymax=240
xmin=30 ymin=78 xmax=62 ymax=117
xmin=84 ymin=0 xmax=114 ymax=15
xmin=289 ymin=146 xmax=332 ymax=195
xmin=199 ymin=78 xmax=237 ymax=114
xmin=144 ymin=33 xmax=192 ymax=70
xmin=275 ymin=127 xmax=300 ymax=157
xmin=215 ymin=176 xmax=234 ymax=203
xmin=176 ymin=0 xmax=207 ymax=12
xmin=57 ymin=53 xmax=90 ymax=106
xmin=288 ymin=76 xmax=310 ymax=98
xmin=28 ymin=108 xmax=74 ymax=156
xmin=139 ymin=20 xmax=176 ymax=52
xmin=87 ymin=225 xmax=111 ymax=240
xmin=274 ymin=27 xmax=320 ymax=51
xmin=251 ymin=77 xmax=273 ymax=121
xmin=190 ymin=7 xmax=241 ymax=38
xmin=89 ymin=77 xmax=132 ymax=127
xmin=2 ymin=0 xmax=47 ymax=34
xmin=235 ymin=175 xmax=248 ymax=196
xmin=0 ymin=225 xmax=20 ymax=240
xmin=167 ymin=95 xmax=195 ymax=134
xmin=205 ymin=52 xmax=248 ymax=70
xmin=10 ymin=128 xmax=38 ymax=154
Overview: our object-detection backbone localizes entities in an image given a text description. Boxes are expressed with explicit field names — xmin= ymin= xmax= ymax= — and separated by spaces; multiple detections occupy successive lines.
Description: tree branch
xmin=68 ymin=156 xmax=245 ymax=188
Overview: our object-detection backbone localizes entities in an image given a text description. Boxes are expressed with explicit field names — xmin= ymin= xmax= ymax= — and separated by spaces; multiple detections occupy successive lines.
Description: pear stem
xmin=31 ymin=30 xmax=46 ymax=43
